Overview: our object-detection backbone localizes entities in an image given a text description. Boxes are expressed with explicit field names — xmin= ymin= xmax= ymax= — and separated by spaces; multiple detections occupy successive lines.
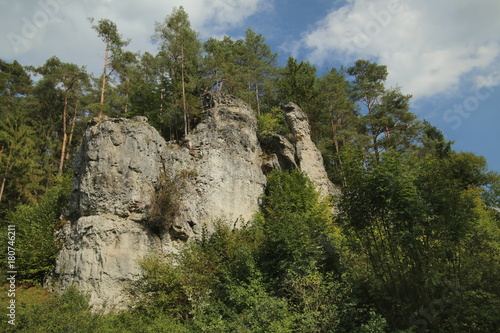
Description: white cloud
xmin=0 ymin=0 xmax=270 ymax=76
xmin=298 ymin=0 xmax=500 ymax=100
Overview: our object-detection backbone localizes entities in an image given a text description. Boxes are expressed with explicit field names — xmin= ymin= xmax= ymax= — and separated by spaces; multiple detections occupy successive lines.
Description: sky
xmin=1 ymin=0 xmax=499 ymax=171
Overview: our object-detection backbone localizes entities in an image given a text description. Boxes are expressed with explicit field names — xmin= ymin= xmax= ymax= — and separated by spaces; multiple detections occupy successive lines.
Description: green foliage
xmin=203 ymin=28 xmax=277 ymax=114
xmin=128 ymin=220 xmax=296 ymax=332
xmin=127 ymin=171 xmax=388 ymax=332
xmin=260 ymin=169 xmax=335 ymax=280
xmin=256 ymin=106 xmax=288 ymax=138
xmin=1 ymin=175 xmax=72 ymax=284
xmin=2 ymin=284 xmax=191 ymax=333
xmin=346 ymin=59 xmax=418 ymax=161
xmin=339 ymin=150 xmax=500 ymax=331
xmin=277 ymin=57 xmax=317 ymax=111
xmin=90 ymin=18 xmax=130 ymax=52
xmin=147 ymin=169 xmax=196 ymax=235
xmin=310 ymin=68 xmax=361 ymax=186
xmin=147 ymin=172 xmax=182 ymax=234
xmin=10 ymin=286 xmax=101 ymax=333
xmin=0 ymin=101 xmax=44 ymax=207
xmin=1 ymin=13 xmax=499 ymax=332
xmin=154 ymin=6 xmax=203 ymax=136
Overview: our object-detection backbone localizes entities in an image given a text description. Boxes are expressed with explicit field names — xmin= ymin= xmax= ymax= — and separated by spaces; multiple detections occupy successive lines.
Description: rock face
xmin=164 ymin=95 xmax=267 ymax=241
xmin=47 ymin=116 xmax=165 ymax=310
xmin=47 ymin=95 xmax=337 ymax=311
xmin=283 ymin=103 xmax=339 ymax=198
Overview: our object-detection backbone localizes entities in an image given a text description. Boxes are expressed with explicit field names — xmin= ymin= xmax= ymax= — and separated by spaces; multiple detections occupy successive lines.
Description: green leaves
xmin=339 ymin=149 xmax=500 ymax=330
xmin=347 ymin=59 xmax=387 ymax=110
xmin=203 ymin=28 xmax=277 ymax=114
xmin=90 ymin=18 xmax=130 ymax=51
xmin=154 ymin=7 xmax=202 ymax=136
xmin=346 ymin=60 xmax=416 ymax=161
xmin=2 ymin=175 xmax=72 ymax=284
xmin=277 ymin=57 xmax=317 ymax=111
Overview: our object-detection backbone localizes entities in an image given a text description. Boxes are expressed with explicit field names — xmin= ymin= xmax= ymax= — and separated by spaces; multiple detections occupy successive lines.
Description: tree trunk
xmin=99 ymin=42 xmax=110 ymax=117
xmin=124 ymin=77 xmax=130 ymax=114
xmin=66 ymin=100 xmax=78 ymax=161
xmin=181 ymin=45 xmax=188 ymax=136
xmin=0 ymin=150 xmax=13 ymax=203
xmin=331 ymin=118 xmax=340 ymax=155
xmin=373 ymin=136 xmax=380 ymax=162
xmin=0 ymin=176 xmax=6 ymax=204
xmin=331 ymin=117 xmax=347 ymax=186
xmin=58 ymin=96 xmax=68 ymax=175
xmin=255 ymin=82 xmax=260 ymax=115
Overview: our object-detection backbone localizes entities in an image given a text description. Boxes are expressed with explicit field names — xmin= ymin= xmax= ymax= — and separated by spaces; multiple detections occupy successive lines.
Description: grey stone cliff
xmin=283 ymin=102 xmax=339 ymax=198
xmin=46 ymin=95 xmax=337 ymax=310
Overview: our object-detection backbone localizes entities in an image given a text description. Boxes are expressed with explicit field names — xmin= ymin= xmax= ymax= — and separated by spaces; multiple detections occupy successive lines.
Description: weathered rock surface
xmin=284 ymin=103 xmax=339 ymax=198
xmin=47 ymin=95 xmax=337 ymax=311
xmin=164 ymin=95 xmax=267 ymax=240
xmin=47 ymin=116 xmax=166 ymax=310
xmin=65 ymin=116 xmax=165 ymax=221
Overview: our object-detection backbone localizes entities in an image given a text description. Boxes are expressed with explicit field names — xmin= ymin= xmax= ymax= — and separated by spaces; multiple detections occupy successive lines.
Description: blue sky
xmin=1 ymin=0 xmax=499 ymax=171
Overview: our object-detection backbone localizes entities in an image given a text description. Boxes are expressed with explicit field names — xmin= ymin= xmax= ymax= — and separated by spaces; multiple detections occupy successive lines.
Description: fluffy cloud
xmin=0 ymin=0 xmax=270 ymax=75
xmin=299 ymin=0 xmax=500 ymax=99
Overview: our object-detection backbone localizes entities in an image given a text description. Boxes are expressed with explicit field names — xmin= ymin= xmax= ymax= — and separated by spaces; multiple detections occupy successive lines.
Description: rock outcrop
xmin=47 ymin=95 xmax=337 ymax=311
xmin=46 ymin=116 xmax=166 ymax=310
xmin=283 ymin=103 xmax=338 ymax=198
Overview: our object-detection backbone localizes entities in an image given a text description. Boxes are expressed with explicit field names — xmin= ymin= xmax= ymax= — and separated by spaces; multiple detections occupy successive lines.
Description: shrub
xmin=147 ymin=169 xmax=197 ymax=234
xmin=1 ymin=175 xmax=72 ymax=284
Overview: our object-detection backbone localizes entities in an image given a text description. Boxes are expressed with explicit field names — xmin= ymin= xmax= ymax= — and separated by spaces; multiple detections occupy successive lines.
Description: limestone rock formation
xmin=164 ymin=94 xmax=267 ymax=241
xmin=47 ymin=95 xmax=337 ymax=311
xmin=47 ymin=116 xmax=165 ymax=310
xmin=283 ymin=103 xmax=339 ymax=198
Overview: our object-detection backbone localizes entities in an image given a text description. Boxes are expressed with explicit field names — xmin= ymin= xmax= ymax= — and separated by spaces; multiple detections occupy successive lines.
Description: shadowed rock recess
xmin=46 ymin=95 xmax=338 ymax=311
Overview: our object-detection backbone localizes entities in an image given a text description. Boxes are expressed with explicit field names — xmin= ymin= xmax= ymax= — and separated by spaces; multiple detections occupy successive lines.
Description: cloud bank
xmin=0 ymin=0 xmax=270 ymax=75
xmin=298 ymin=0 xmax=500 ymax=99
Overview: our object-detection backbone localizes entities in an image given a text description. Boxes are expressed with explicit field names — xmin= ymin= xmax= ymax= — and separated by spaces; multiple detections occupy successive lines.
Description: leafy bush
xmin=0 ymin=175 xmax=72 ymax=284
xmin=11 ymin=285 xmax=103 ymax=333
xmin=339 ymin=151 xmax=500 ymax=331
xmin=257 ymin=106 xmax=288 ymax=139
xmin=128 ymin=170 xmax=388 ymax=332
xmin=147 ymin=169 xmax=197 ymax=234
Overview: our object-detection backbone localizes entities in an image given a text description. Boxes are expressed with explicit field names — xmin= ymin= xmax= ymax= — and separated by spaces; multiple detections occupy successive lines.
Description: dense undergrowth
xmin=2 ymin=166 xmax=499 ymax=332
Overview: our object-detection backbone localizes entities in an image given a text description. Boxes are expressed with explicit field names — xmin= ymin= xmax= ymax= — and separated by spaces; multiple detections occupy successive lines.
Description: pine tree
xmin=203 ymin=36 xmax=246 ymax=95
xmin=90 ymin=18 xmax=130 ymax=117
xmin=154 ymin=7 xmax=202 ymax=136
xmin=242 ymin=28 xmax=277 ymax=114
xmin=347 ymin=59 xmax=417 ymax=160
xmin=0 ymin=102 xmax=42 ymax=206
xmin=307 ymin=69 xmax=361 ymax=186
xmin=0 ymin=60 xmax=44 ymax=211
xmin=277 ymin=57 xmax=317 ymax=111
xmin=33 ymin=57 xmax=90 ymax=175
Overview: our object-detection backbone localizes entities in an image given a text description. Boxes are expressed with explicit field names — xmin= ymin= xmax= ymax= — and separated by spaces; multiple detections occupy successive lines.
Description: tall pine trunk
xmin=181 ymin=44 xmax=188 ymax=136
xmin=58 ymin=96 xmax=68 ymax=175
xmin=0 ymin=150 xmax=13 ymax=203
xmin=99 ymin=42 xmax=109 ymax=117
xmin=255 ymin=82 xmax=260 ymax=115
xmin=66 ymin=100 xmax=78 ymax=161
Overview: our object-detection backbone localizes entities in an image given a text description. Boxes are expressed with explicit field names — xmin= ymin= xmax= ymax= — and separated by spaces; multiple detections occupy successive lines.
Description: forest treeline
xmin=0 ymin=6 xmax=426 ymax=212
xmin=1 ymin=6 xmax=499 ymax=332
